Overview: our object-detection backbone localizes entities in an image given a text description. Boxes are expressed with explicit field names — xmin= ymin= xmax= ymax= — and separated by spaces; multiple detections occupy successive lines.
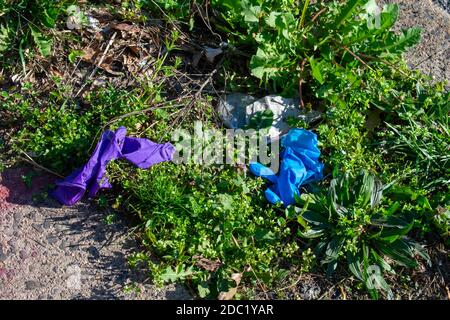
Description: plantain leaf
xmin=376 ymin=219 xmax=414 ymax=243
xmin=298 ymin=227 xmax=326 ymax=239
xmin=347 ymin=251 xmax=364 ymax=281
xmin=323 ymin=236 xmax=344 ymax=263
xmin=376 ymin=239 xmax=418 ymax=268
xmin=302 ymin=210 xmax=329 ymax=226
xmin=0 ymin=24 xmax=10 ymax=53
xmin=31 ymin=27 xmax=52 ymax=57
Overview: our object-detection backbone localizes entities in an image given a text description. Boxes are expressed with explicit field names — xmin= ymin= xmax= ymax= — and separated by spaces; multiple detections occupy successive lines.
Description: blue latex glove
xmin=249 ymin=128 xmax=324 ymax=206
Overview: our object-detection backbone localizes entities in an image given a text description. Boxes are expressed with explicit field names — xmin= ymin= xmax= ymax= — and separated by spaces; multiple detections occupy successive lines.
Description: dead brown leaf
xmin=112 ymin=23 xmax=140 ymax=34
xmin=49 ymin=66 xmax=63 ymax=78
xmin=89 ymin=8 xmax=114 ymax=23
xmin=193 ymin=255 xmax=222 ymax=272
xmin=217 ymin=273 xmax=242 ymax=300
xmin=81 ymin=47 xmax=96 ymax=62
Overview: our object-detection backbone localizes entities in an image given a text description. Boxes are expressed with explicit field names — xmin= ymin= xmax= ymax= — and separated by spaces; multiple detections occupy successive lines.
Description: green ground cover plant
xmin=0 ymin=0 xmax=74 ymax=64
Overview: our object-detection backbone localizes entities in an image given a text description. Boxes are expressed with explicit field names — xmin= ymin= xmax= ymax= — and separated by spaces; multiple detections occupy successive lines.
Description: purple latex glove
xmin=52 ymin=126 xmax=175 ymax=206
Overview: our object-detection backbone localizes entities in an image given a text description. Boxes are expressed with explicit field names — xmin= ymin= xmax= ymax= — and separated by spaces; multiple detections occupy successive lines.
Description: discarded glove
xmin=52 ymin=126 xmax=175 ymax=206
xmin=249 ymin=128 xmax=324 ymax=207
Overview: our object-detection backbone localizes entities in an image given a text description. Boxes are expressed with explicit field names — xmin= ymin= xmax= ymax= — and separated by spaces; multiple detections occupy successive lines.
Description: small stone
xmin=6 ymin=269 xmax=15 ymax=280
xmin=88 ymin=246 xmax=100 ymax=260
xmin=32 ymin=223 xmax=44 ymax=233
xmin=43 ymin=219 xmax=52 ymax=229
xmin=94 ymin=232 xmax=107 ymax=242
xmin=0 ymin=246 xmax=7 ymax=262
xmin=19 ymin=249 xmax=29 ymax=260
xmin=7 ymin=240 xmax=17 ymax=253
xmin=25 ymin=280 xmax=41 ymax=290
xmin=29 ymin=211 xmax=37 ymax=219
xmin=59 ymin=241 xmax=68 ymax=250
xmin=13 ymin=212 xmax=22 ymax=222
xmin=37 ymin=294 xmax=46 ymax=300
xmin=47 ymin=236 xmax=58 ymax=245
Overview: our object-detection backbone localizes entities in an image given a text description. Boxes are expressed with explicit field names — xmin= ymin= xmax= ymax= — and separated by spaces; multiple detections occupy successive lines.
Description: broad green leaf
xmin=378 ymin=27 xmax=422 ymax=54
xmin=197 ymin=282 xmax=210 ymax=298
xmin=371 ymin=250 xmax=393 ymax=274
xmin=41 ymin=6 xmax=58 ymax=28
xmin=323 ymin=236 xmax=344 ymax=263
xmin=406 ymin=239 xmax=431 ymax=266
xmin=68 ymin=50 xmax=84 ymax=64
xmin=0 ymin=24 xmax=10 ymax=53
xmin=376 ymin=218 xmax=413 ymax=243
xmin=286 ymin=205 xmax=301 ymax=220
xmin=376 ymin=240 xmax=418 ymax=268
xmin=370 ymin=179 xmax=383 ymax=208
xmin=336 ymin=0 xmax=365 ymax=26
xmin=375 ymin=4 xmax=399 ymax=33
xmin=309 ymin=56 xmax=324 ymax=84
xmin=266 ymin=12 xmax=280 ymax=28
xmin=250 ymin=65 xmax=266 ymax=79
xmin=31 ymin=27 xmax=52 ymax=57
xmin=255 ymin=228 xmax=276 ymax=242
xmin=298 ymin=227 xmax=326 ymax=239
xmin=243 ymin=5 xmax=261 ymax=23
xmin=302 ymin=210 xmax=329 ymax=226
xmin=160 ymin=265 xmax=194 ymax=283
xmin=326 ymin=260 xmax=337 ymax=277
xmin=347 ymin=251 xmax=363 ymax=281
xmin=367 ymin=273 xmax=391 ymax=296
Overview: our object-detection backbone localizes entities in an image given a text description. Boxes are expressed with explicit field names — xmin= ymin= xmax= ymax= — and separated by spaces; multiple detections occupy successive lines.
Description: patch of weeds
xmin=21 ymin=171 xmax=36 ymax=188
xmin=103 ymin=213 xmax=117 ymax=226
xmin=0 ymin=0 xmax=73 ymax=63
xmin=295 ymin=170 xmax=431 ymax=299
xmin=32 ymin=190 xmax=49 ymax=203
xmin=113 ymin=161 xmax=300 ymax=298
xmin=1 ymin=82 xmax=179 ymax=173
xmin=124 ymin=282 xmax=142 ymax=294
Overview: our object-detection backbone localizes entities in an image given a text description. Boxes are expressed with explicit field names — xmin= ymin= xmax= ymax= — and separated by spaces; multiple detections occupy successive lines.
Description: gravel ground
xmin=433 ymin=0 xmax=450 ymax=13
xmin=0 ymin=167 xmax=191 ymax=300
xmin=382 ymin=0 xmax=450 ymax=87
xmin=0 ymin=0 xmax=449 ymax=300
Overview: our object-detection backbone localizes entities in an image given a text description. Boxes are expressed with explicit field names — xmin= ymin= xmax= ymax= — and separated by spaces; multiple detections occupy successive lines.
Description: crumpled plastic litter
xmin=249 ymin=128 xmax=324 ymax=207
xmin=52 ymin=126 xmax=175 ymax=206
